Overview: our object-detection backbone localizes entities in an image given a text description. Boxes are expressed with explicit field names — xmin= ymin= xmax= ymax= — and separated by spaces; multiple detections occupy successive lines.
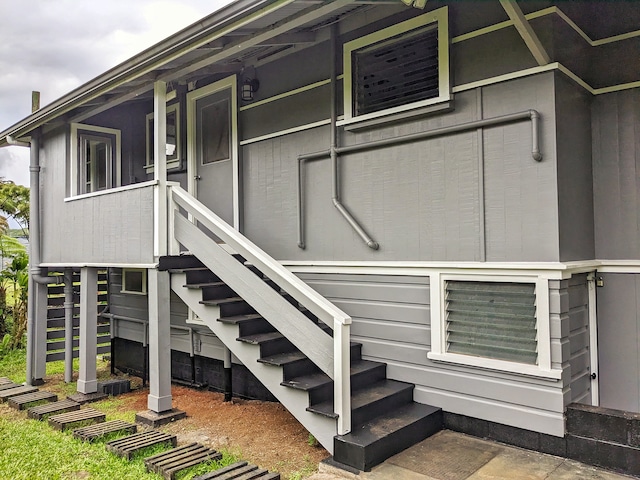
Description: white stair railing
xmin=167 ymin=184 xmax=352 ymax=435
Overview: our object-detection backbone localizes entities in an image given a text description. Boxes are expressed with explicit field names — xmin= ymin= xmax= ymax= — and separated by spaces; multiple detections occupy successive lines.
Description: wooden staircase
xmin=165 ymin=254 xmax=442 ymax=471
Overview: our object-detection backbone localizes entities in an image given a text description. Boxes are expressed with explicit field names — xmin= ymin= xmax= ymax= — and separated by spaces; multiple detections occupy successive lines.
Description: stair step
xmin=306 ymin=379 xmax=415 ymax=427
xmin=185 ymin=268 xmax=221 ymax=285
xmin=7 ymin=390 xmax=58 ymax=410
xmin=159 ymin=255 xmax=206 ymax=271
xmin=201 ymin=297 xmax=256 ymax=317
xmin=0 ymin=385 xmax=39 ymax=402
xmin=48 ymin=407 xmax=106 ymax=431
xmin=73 ymin=419 xmax=137 ymax=442
xmin=283 ymin=360 xmax=387 ymax=405
xmin=238 ymin=331 xmax=295 ymax=357
xmin=145 ymin=443 xmax=221 ymax=479
xmin=201 ymin=283 xmax=238 ymax=301
xmin=106 ymin=430 xmax=177 ymax=459
xmin=218 ymin=314 xmax=276 ymax=337
xmin=28 ymin=399 xmax=81 ymax=420
xmin=334 ymin=402 xmax=442 ymax=471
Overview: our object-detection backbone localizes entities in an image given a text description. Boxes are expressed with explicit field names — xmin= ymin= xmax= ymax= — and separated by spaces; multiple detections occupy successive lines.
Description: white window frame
xmin=70 ymin=123 xmax=121 ymax=197
xmin=428 ymin=272 xmax=561 ymax=379
xmin=121 ymin=268 xmax=147 ymax=295
xmin=145 ymin=103 xmax=181 ymax=173
xmin=340 ymin=6 xmax=450 ymax=127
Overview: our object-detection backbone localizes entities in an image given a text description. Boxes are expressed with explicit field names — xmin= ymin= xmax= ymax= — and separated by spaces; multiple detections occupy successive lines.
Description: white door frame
xmin=186 ymin=75 xmax=240 ymax=229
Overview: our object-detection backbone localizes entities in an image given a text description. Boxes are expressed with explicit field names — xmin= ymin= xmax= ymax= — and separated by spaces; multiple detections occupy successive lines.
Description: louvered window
xmin=445 ymin=281 xmax=538 ymax=365
xmin=353 ymin=26 xmax=439 ymax=117
xmin=342 ymin=8 xmax=449 ymax=125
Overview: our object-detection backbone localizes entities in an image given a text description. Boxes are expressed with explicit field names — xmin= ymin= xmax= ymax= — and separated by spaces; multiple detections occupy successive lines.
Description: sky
xmin=0 ymin=0 xmax=234 ymax=191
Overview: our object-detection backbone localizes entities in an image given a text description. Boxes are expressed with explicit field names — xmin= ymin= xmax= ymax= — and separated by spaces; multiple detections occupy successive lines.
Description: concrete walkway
xmin=308 ymin=431 xmax=633 ymax=480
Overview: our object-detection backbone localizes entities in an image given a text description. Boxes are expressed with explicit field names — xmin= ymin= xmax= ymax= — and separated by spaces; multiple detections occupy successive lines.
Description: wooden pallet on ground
xmin=73 ymin=419 xmax=137 ymax=442
xmin=106 ymin=430 xmax=177 ymax=460
xmin=28 ymin=399 xmax=80 ymax=420
xmin=48 ymin=407 xmax=106 ymax=431
xmin=8 ymin=390 xmax=58 ymax=410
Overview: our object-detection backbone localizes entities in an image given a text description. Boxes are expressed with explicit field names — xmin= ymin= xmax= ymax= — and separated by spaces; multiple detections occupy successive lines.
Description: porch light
xmin=401 ymin=0 xmax=427 ymax=8
xmin=241 ymin=78 xmax=260 ymax=101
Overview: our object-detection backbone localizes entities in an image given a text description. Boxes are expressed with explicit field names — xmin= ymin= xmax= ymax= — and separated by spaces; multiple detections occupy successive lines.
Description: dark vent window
xmin=445 ymin=281 xmax=538 ymax=365
xmin=353 ymin=26 xmax=439 ymax=117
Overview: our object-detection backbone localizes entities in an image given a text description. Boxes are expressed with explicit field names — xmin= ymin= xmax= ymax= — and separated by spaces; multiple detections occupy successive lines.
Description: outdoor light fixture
xmin=401 ymin=0 xmax=427 ymax=8
xmin=241 ymin=77 xmax=260 ymax=101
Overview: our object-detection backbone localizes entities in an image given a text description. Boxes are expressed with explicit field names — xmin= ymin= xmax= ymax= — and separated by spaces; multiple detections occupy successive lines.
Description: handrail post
xmin=334 ymin=318 xmax=351 ymax=435
xmin=167 ymin=185 xmax=180 ymax=256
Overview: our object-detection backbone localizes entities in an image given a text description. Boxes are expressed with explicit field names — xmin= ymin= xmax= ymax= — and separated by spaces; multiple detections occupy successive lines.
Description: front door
xmin=187 ymin=76 xmax=239 ymax=228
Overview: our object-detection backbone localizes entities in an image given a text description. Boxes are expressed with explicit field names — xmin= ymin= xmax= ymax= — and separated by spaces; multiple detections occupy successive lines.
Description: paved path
xmin=308 ymin=431 xmax=633 ymax=480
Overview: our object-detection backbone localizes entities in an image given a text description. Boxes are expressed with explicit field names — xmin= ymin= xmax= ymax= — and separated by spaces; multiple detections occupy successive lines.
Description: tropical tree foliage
xmin=0 ymin=180 xmax=29 ymax=238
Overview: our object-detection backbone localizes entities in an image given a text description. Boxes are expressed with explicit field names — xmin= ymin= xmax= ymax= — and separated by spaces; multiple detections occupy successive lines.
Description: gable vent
xmin=353 ymin=25 xmax=439 ymax=117
xmin=445 ymin=281 xmax=538 ymax=365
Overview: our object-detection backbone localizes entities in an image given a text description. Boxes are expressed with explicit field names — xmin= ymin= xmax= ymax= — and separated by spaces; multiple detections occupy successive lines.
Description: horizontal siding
xmin=299 ymin=272 xmax=567 ymax=436
xmin=39 ymin=129 xmax=155 ymax=265
xmin=567 ymin=274 xmax=591 ymax=405
xmin=108 ymin=270 xmax=226 ymax=360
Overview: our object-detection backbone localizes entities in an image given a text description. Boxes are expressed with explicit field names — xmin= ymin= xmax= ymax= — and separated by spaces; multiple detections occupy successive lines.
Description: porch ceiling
xmin=0 ymin=0 xmax=398 ymax=144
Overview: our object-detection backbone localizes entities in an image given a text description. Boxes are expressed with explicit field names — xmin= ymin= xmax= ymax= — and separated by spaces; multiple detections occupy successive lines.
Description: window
xmin=428 ymin=274 xmax=560 ymax=379
xmin=70 ymin=124 xmax=121 ymax=196
xmin=121 ymin=269 xmax=147 ymax=295
xmin=341 ymin=7 xmax=450 ymax=126
xmin=145 ymin=103 xmax=181 ymax=171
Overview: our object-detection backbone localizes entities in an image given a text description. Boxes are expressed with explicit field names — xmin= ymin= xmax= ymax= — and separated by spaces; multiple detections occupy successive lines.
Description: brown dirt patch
xmin=43 ymin=369 xmax=328 ymax=479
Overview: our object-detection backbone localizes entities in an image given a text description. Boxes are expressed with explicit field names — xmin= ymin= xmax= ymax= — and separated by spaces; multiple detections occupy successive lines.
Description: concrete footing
xmin=135 ymin=408 xmax=186 ymax=427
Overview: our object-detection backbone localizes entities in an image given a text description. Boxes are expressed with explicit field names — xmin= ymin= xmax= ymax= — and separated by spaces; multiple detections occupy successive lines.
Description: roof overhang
xmin=0 ymin=0 xmax=402 ymax=146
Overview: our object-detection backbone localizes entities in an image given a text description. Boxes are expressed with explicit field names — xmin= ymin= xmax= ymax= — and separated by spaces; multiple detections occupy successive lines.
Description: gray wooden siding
xmin=243 ymin=73 xmax=559 ymax=262
xmin=108 ymin=269 xmax=226 ymax=360
xmin=596 ymin=273 xmax=640 ymax=413
xmin=555 ymin=75 xmax=595 ymax=262
xmin=298 ymin=272 xmax=568 ymax=436
xmin=39 ymin=129 xmax=155 ymax=265
xmin=592 ymin=89 xmax=640 ymax=260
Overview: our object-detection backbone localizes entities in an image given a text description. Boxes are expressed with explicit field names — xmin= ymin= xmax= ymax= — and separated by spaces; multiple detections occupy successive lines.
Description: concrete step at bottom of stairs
xmin=333 ymin=402 xmax=443 ymax=471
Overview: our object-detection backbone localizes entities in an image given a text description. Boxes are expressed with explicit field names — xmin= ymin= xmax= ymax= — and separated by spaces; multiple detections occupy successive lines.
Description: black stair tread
xmin=184 ymin=281 xmax=226 ymax=289
xmin=218 ymin=313 xmax=265 ymax=324
xmin=258 ymin=341 xmax=363 ymax=366
xmin=237 ymin=331 xmax=284 ymax=344
xmin=258 ymin=351 xmax=307 ymax=366
xmin=336 ymin=402 xmax=441 ymax=446
xmin=200 ymin=296 xmax=246 ymax=306
xmin=307 ymin=379 xmax=414 ymax=418
xmin=281 ymin=360 xmax=385 ymax=391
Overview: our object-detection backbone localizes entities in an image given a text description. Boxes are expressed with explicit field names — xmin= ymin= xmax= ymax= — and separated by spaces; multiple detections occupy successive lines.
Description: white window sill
xmin=339 ymin=99 xmax=453 ymax=132
xmin=64 ymin=180 xmax=158 ymax=202
xmin=427 ymin=351 xmax=563 ymax=380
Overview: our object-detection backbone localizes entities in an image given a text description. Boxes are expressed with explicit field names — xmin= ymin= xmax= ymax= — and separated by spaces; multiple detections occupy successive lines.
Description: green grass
xmin=0 ymin=348 xmax=27 ymax=382
xmin=0 ymin=416 xmax=162 ymax=479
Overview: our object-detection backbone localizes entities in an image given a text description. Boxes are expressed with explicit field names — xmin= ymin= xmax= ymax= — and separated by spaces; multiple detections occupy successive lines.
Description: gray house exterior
xmin=2 ymin=0 xmax=639 ymax=473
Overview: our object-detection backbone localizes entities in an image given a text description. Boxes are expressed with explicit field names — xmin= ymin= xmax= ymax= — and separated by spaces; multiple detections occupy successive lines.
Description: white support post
xmin=334 ymin=320 xmax=351 ymax=435
xmin=77 ymin=267 xmax=98 ymax=394
xmin=154 ymin=80 xmax=168 ymax=258
xmin=147 ymin=268 xmax=173 ymax=413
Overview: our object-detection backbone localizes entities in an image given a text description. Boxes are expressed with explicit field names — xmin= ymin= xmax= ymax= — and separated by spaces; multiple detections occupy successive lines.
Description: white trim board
xmin=64 ymin=180 xmax=157 ymax=203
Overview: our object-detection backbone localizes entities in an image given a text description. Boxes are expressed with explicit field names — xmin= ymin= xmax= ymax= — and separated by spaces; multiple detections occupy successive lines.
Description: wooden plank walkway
xmin=73 ymin=420 xmax=137 ymax=442
xmin=192 ymin=462 xmax=280 ymax=480
xmin=106 ymin=430 xmax=177 ymax=460
xmin=0 ymin=377 xmax=14 ymax=385
xmin=0 ymin=382 xmax=20 ymax=391
xmin=48 ymin=408 xmax=106 ymax=431
xmin=28 ymin=399 xmax=80 ymax=420
xmin=145 ymin=443 xmax=222 ymax=480
xmin=0 ymin=385 xmax=38 ymax=401
xmin=8 ymin=390 xmax=57 ymax=410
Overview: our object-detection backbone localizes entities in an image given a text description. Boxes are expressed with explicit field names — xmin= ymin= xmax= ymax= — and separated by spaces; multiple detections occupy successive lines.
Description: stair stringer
xmin=171 ymin=272 xmax=338 ymax=453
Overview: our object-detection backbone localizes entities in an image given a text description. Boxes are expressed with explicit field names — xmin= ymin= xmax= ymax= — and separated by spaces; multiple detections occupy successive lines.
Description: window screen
xmin=352 ymin=25 xmax=439 ymax=117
